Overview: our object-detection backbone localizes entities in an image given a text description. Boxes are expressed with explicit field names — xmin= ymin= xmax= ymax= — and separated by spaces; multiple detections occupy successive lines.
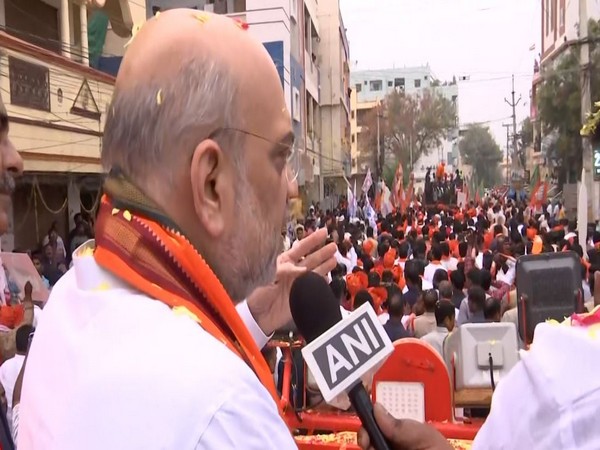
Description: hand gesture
xmin=246 ymin=228 xmax=337 ymax=335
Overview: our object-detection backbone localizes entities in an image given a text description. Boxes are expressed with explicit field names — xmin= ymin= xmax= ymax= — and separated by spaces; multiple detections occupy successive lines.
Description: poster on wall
xmin=0 ymin=252 xmax=50 ymax=303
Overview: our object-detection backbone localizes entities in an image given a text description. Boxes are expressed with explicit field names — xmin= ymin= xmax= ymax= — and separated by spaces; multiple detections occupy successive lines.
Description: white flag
xmin=362 ymin=168 xmax=373 ymax=193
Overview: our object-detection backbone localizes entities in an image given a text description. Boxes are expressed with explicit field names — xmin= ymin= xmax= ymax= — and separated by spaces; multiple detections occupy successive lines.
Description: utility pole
xmin=376 ymin=100 xmax=381 ymax=180
xmin=504 ymin=75 xmax=522 ymax=181
xmin=502 ymin=123 xmax=512 ymax=185
xmin=579 ymin=0 xmax=598 ymax=221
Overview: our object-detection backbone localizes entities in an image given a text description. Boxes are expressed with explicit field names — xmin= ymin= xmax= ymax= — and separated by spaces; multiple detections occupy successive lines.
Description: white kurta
xmin=473 ymin=322 xmax=600 ymax=449
xmin=18 ymin=241 xmax=295 ymax=449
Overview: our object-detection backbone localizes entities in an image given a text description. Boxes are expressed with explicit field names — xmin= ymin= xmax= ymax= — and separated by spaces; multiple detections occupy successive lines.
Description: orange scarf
xmin=93 ymin=172 xmax=280 ymax=411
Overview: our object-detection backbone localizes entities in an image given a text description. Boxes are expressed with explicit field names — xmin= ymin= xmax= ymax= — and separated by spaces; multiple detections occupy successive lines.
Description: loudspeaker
xmin=516 ymin=251 xmax=583 ymax=345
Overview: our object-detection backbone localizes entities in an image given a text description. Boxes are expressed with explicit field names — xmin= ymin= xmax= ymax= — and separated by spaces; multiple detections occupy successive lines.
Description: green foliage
xmin=361 ymin=89 xmax=456 ymax=177
xmin=520 ymin=117 xmax=533 ymax=148
xmin=459 ymin=124 xmax=503 ymax=187
xmin=382 ymin=159 xmax=397 ymax=188
xmin=384 ymin=90 xmax=457 ymax=171
xmin=536 ymin=18 xmax=600 ymax=182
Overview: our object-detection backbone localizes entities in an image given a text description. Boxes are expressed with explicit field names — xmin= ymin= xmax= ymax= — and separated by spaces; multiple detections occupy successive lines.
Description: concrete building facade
xmin=146 ymin=0 xmax=333 ymax=202
xmin=531 ymin=0 xmax=600 ymax=217
xmin=351 ymin=66 xmax=459 ymax=192
xmin=317 ymin=0 xmax=351 ymax=202
xmin=0 ymin=0 xmax=141 ymax=250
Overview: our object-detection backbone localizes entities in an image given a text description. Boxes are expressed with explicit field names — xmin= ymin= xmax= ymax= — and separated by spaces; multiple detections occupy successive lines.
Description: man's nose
xmin=3 ymin=141 xmax=24 ymax=177
xmin=286 ymin=166 xmax=298 ymax=199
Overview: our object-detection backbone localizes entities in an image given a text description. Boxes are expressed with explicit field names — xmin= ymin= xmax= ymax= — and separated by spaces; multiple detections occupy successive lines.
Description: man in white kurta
xmin=18 ymin=10 xmax=338 ymax=450
xmin=18 ymin=242 xmax=296 ymax=449
xmin=472 ymin=319 xmax=600 ymax=449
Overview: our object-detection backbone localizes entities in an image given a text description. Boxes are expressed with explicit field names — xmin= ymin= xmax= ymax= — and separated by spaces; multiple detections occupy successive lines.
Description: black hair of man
xmin=387 ymin=289 xmax=405 ymax=318
xmin=329 ymin=278 xmax=347 ymax=304
xmin=354 ymin=290 xmax=374 ymax=310
xmin=438 ymin=280 xmax=453 ymax=300
xmin=450 ymin=269 xmax=465 ymax=291
xmin=430 ymin=244 xmax=443 ymax=262
xmin=398 ymin=241 xmax=409 ymax=259
xmin=467 ymin=286 xmax=486 ymax=313
xmin=435 ymin=300 xmax=455 ymax=326
xmin=439 ymin=242 xmax=450 ymax=258
xmin=480 ymin=269 xmax=492 ymax=291
xmin=404 ymin=260 xmax=421 ymax=286
xmin=381 ymin=270 xmax=394 ymax=284
xmin=432 ymin=268 xmax=449 ymax=290
xmin=423 ymin=289 xmax=438 ymax=313
xmin=368 ymin=271 xmax=381 ymax=288
xmin=16 ymin=324 xmax=35 ymax=354
xmin=467 ymin=268 xmax=482 ymax=287
xmin=484 ymin=297 xmax=502 ymax=321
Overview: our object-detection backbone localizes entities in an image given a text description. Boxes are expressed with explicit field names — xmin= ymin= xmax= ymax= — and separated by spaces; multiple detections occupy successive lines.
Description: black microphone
xmin=290 ymin=272 xmax=392 ymax=450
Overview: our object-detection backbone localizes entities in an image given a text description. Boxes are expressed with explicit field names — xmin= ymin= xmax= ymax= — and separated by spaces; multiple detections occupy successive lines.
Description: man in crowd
xmin=421 ymin=299 xmax=455 ymax=357
xmin=0 ymin=324 xmax=33 ymax=432
xmin=383 ymin=291 xmax=410 ymax=342
xmin=414 ymin=289 xmax=438 ymax=338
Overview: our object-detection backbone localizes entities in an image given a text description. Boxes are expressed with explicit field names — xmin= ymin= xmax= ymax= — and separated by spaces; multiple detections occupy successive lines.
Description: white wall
xmin=305 ymin=49 xmax=319 ymax=100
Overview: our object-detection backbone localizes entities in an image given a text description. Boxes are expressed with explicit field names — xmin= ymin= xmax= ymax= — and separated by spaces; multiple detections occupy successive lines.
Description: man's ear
xmin=189 ymin=140 xmax=228 ymax=238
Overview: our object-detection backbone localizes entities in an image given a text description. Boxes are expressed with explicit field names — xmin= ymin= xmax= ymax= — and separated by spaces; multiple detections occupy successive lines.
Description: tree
xmin=536 ymin=18 xmax=600 ymax=183
xmin=360 ymin=89 xmax=456 ymax=182
xmin=459 ymin=124 xmax=503 ymax=187
xmin=519 ymin=117 xmax=533 ymax=148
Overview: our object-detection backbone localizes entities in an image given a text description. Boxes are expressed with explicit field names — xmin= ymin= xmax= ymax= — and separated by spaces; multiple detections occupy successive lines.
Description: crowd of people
xmin=284 ymin=194 xmax=599 ymax=381
xmin=27 ymin=213 xmax=94 ymax=290
xmin=0 ymin=9 xmax=598 ymax=449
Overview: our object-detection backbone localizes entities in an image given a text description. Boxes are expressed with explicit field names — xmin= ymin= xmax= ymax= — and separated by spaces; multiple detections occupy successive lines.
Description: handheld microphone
xmin=290 ymin=272 xmax=393 ymax=450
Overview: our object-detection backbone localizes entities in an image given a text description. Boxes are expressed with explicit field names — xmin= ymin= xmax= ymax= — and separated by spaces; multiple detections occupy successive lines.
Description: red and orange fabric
xmin=0 ymin=304 xmax=24 ymax=329
xmin=367 ymin=286 xmax=388 ymax=313
xmin=347 ymin=271 xmax=368 ymax=298
xmin=94 ymin=173 xmax=280 ymax=413
xmin=383 ymin=249 xmax=396 ymax=269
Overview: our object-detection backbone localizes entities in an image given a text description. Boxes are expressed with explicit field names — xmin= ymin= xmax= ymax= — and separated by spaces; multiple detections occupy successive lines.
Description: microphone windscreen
xmin=289 ymin=272 xmax=343 ymax=343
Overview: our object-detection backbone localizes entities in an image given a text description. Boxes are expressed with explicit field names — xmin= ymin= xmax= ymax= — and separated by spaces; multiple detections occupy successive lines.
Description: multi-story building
xmin=0 ymin=0 xmax=141 ymax=250
xmin=317 ymin=0 xmax=350 ymax=204
xmin=351 ymin=66 xmax=459 ymax=192
xmin=531 ymin=0 xmax=600 ymax=216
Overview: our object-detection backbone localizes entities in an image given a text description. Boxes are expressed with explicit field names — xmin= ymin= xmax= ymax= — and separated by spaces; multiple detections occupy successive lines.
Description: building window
xmin=351 ymin=110 xmax=355 ymax=119
xmin=424 ymin=75 xmax=428 ymax=81
xmin=370 ymin=80 xmax=382 ymax=91
xmin=364 ymin=80 xmax=367 ymax=85
xmin=387 ymin=81 xmax=393 ymax=87
xmin=394 ymin=78 xmax=405 ymax=87
xmin=352 ymin=135 xmax=356 ymax=143
xmin=414 ymin=79 xmax=421 ymax=88
xmin=355 ymin=83 xmax=362 ymax=93
xmin=550 ymin=0 xmax=555 ymax=31
xmin=560 ymin=3 xmax=565 ymax=28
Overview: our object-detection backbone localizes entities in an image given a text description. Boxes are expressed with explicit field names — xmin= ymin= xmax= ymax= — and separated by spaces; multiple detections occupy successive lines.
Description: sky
xmin=339 ymin=0 xmax=540 ymax=150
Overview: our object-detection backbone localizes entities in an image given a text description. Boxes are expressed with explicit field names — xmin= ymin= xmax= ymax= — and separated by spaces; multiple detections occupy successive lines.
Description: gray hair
xmin=102 ymin=57 xmax=241 ymax=191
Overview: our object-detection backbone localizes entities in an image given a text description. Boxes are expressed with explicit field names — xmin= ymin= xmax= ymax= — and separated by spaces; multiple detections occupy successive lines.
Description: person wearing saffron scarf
xmin=17 ymin=11 xmax=337 ymax=450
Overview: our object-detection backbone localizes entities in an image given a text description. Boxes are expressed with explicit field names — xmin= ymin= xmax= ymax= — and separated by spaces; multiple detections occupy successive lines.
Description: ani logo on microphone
xmin=302 ymin=303 xmax=394 ymax=402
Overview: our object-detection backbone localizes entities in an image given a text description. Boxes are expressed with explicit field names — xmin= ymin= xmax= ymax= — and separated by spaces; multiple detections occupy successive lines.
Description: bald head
xmin=102 ymin=9 xmax=285 ymax=192
xmin=102 ymin=10 xmax=294 ymax=302
xmin=116 ymin=10 xmax=268 ymax=92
